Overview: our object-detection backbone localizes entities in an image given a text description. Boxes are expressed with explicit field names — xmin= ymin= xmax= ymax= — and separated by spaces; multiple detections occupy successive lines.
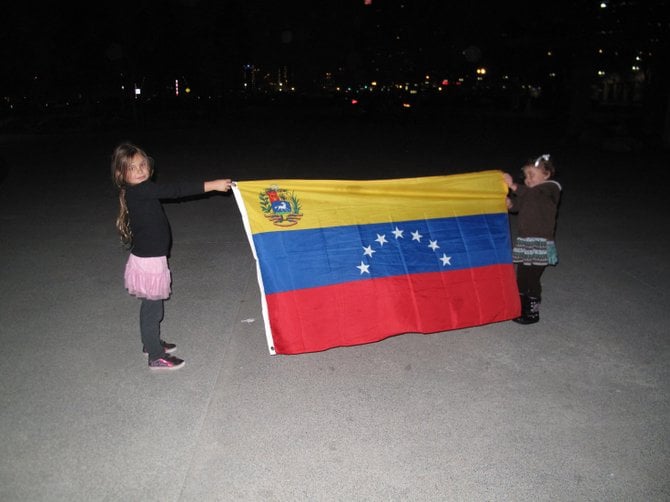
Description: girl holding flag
xmin=504 ymin=154 xmax=562 ymax=324
xmin=111 ymin=142 xmax=232 ymax=370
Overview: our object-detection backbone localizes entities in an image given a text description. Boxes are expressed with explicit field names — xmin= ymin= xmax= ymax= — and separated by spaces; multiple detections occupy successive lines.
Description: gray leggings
xmin=140 ymin=299 xmax=165 ymax=361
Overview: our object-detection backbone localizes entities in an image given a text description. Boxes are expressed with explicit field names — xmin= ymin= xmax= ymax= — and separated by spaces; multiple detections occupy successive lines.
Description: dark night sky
xmin=1 ymin=1 xmax=666 ymax=97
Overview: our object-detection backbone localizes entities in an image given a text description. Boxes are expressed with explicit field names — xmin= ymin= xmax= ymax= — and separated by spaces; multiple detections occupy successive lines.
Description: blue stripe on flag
xmin=253 ymin=213 xmax=512 ymax=295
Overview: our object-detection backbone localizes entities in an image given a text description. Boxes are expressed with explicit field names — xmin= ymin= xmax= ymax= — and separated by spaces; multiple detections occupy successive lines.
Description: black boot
xmin=513 ymin=295 xmax=540 ymax=324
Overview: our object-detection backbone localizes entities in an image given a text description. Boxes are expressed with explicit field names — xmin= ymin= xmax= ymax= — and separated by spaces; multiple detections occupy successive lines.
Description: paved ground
xmin=1 ymin=110 xmax=668 ymax=501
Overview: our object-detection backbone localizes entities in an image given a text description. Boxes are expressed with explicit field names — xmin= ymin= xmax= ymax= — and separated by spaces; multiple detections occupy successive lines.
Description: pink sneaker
xmin=148 ymin=355 xmax=185 ymax=371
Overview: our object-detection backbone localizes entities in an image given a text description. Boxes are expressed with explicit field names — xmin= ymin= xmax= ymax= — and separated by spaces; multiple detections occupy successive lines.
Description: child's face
xmin=125 ymin=153 xmax=150 ymax=186
xmin=522 ymin=166 xmax=550 ymax=188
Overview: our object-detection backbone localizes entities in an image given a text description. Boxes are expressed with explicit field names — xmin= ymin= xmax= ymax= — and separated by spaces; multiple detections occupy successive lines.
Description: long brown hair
xmin=110 ymin=142 xmax=153 ymax=245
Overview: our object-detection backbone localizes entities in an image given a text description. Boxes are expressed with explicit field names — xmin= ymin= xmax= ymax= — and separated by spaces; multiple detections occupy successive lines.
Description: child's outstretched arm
xmin=503 ymin=172 xmax=518 ymax=192
xmin=204 ymin=179 xmax=232 ymax=192
xmin=503 ymin=172 xmax=518 ymax=212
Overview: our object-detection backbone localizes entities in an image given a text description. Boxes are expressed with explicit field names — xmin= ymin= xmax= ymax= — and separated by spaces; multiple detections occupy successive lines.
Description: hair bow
xmin=534 ymin=154 xmax=550 ymax=167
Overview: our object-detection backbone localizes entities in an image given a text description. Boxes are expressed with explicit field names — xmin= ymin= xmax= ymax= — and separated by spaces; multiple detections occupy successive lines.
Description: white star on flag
xmin=439 ymin=254 xmax=452 ymax=266
xmin=359 ymin=225 xmax=453 ymax=273
xmin=357 ymin=261 xmax=370 ymax=274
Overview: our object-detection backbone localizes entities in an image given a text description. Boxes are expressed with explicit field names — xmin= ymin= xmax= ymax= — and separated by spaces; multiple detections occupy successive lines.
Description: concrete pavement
xmin=1 ymin=113 xmax=668 ymax=501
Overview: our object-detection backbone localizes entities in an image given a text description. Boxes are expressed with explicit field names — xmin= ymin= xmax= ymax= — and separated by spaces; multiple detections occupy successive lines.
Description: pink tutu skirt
xmin=124 ymin=254 xmax=171 ymax=300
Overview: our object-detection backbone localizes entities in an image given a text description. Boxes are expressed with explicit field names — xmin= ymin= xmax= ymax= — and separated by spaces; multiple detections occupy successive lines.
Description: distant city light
xmin=175 ymin=79 xmax=179 ymax=96
xmin=476 ymin=67 xmax=487 ymax=75
xmin=600 ymin=2 xmax=607 ymax=8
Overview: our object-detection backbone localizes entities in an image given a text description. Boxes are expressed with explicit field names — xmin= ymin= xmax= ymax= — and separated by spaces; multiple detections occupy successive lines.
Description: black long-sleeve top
xmin=125 ymin=180 xmax=204 ymax=257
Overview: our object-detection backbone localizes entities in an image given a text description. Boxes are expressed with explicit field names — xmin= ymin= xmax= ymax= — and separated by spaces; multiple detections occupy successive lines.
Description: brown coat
xmin=508 ymin=180 xmax=562 ymax=239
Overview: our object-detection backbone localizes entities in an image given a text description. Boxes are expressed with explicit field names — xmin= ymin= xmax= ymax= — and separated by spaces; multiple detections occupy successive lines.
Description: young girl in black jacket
xmin=111 ymin=142 xmax=232 ymax=370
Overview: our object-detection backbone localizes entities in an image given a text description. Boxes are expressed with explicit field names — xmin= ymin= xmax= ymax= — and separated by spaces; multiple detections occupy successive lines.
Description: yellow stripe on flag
xmin=234 ymin=170 xmax=507 ymax=234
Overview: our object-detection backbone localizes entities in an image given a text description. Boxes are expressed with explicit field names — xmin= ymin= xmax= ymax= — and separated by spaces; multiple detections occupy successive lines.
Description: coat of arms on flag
xmin=260 ymin=186 xmax=303 ymax=226
xmin=233 ymin=171 xmax=520 ymax=355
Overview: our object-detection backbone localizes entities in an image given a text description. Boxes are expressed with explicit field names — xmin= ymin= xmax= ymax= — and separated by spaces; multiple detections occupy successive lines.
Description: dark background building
xmin=1 ymin=0 xmax=668 ymax=144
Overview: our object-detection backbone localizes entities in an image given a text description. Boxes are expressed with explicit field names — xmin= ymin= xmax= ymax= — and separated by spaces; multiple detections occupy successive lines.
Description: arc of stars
xmin=357 ymin=225 xmax=452 ymax=274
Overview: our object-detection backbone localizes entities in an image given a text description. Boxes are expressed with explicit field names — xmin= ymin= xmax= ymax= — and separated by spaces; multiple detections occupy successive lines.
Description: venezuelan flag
xmin=233 ymin=171 xmax=520 ymax=355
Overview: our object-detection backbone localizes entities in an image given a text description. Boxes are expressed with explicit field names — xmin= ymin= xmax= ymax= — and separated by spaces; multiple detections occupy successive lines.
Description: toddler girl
xmin=504 ymin=154 xmax=562 ymax=324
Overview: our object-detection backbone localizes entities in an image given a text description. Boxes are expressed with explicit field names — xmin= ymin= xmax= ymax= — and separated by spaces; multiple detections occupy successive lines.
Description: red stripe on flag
xmin=266 ymin=264 xmax=520 ymax=354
